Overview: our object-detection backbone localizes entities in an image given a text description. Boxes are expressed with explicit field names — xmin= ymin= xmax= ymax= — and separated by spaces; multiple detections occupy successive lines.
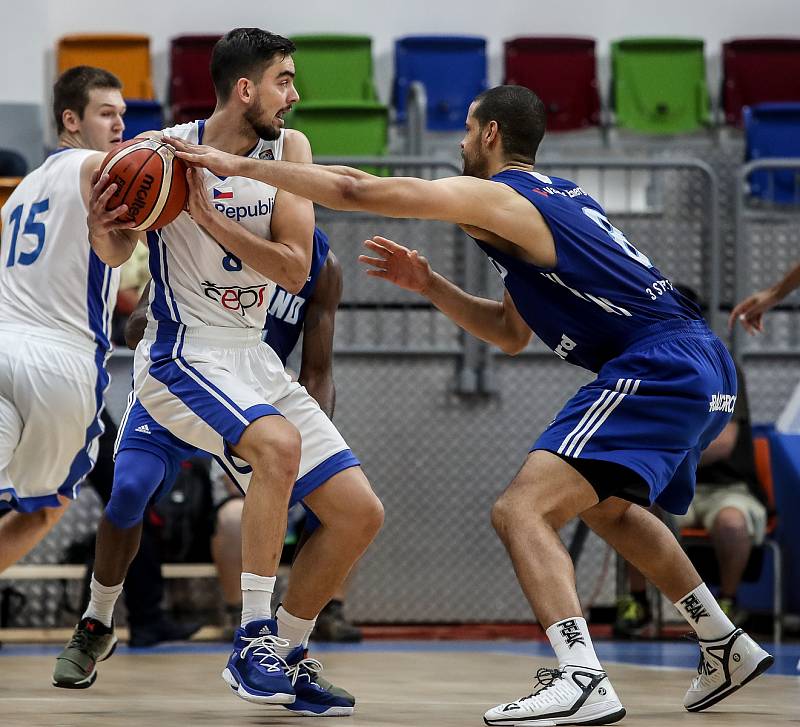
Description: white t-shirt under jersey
xmin=147 ymin=121 xmax=285 ymax=330
xmin=0 ymin=148 xmax=119 ymax=352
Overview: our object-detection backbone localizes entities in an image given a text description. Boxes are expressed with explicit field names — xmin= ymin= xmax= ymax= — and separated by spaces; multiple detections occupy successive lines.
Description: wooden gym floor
xmin=1 ymin=640 xmax=797 ymax=726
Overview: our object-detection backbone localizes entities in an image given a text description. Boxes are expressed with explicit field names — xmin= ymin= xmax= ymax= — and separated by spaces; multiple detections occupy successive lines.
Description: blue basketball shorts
xmin=533 ymin=320 xmax=738 ymax=515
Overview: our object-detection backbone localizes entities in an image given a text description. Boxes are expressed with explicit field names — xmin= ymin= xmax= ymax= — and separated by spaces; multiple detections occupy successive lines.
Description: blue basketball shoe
xmin=222 ymin=619 xmax=295 ymax=705
xmin=283 ymin=646 xmax=356 ymax=717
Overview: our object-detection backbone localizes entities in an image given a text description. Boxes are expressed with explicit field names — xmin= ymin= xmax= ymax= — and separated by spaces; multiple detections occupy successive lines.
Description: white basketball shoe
xmin=484 ymin=665 xmax=626 ymax=726
xmin=684 ymin=628 xmax=774 ymax=712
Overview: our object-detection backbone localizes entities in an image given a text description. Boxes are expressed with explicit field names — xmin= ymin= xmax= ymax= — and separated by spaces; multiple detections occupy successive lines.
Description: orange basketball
xmin=100 ymin=138 xmax=189 ymax=231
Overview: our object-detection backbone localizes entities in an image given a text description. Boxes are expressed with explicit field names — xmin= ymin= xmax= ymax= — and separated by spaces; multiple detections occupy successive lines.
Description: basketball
xmin=100 ymin=138 xmax=188 ymax=231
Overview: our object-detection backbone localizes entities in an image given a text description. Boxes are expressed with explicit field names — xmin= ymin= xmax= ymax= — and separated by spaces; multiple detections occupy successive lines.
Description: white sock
xmin=241 ymin=572 xmax=275 ymax=627
xmin=674 ymin=583 xmax=736 ymax=640
xmin=274 ymin=605 xmax=316 ymax=659
xmin=546 ymin=616 xmax=603 ymax=670
xmin=82 ymin=575 xmax=123 ymax=628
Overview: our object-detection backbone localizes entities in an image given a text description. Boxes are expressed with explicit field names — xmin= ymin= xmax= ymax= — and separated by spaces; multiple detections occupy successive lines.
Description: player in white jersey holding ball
xmin=0 ymin=66 xmax=134 ymax=572
xmin=53 ymin=29 xmax=383 ymax=715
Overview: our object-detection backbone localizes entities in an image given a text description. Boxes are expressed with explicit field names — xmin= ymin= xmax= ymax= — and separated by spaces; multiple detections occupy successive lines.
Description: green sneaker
xmin=52 ymin=617 xmax=118 ymax=689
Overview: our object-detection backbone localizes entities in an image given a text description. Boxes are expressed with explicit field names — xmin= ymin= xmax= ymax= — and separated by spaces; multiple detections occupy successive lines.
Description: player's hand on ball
xmin=87 ymin=170 xmax=136 ymax=238
xmin=359 ymin=236 xmax=434 ymax=294
xmin=163 ymin=136 xmax=241 ymax=178
xmin=728 ymin=287 xmax=780 ymax=335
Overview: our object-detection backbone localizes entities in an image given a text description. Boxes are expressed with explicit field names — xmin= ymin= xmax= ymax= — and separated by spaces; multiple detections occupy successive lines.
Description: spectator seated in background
xmin=615 ymin=285 xmax=768 ymax=636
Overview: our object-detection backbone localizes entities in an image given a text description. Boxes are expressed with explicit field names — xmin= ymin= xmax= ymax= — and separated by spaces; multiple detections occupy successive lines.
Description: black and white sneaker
xmin=684 ymin=628 xmax=773 ymax=712
xmin=484 ymin=665 xmax=625 ymax=726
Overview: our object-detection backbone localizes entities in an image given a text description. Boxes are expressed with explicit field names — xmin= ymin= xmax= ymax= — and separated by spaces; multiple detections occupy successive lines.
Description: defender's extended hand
xmin=728 ymin=287 xmax=780 ymax=335
xmin=163 ymin=136 xmax=242 ymax=178
xmin=358 ymin=236 xmax=434 ymax=294
xmin=184 ymin=167 xmax=215 ymax=228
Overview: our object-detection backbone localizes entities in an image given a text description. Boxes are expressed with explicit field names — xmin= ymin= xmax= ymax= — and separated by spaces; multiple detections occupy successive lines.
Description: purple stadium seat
xmin=723 ymin=38 xmax=800 ymax=127
xmin=170 ymin=35 xmax=221 ymax=124
xmin=504 ymin=37 xmax=600 ymax=132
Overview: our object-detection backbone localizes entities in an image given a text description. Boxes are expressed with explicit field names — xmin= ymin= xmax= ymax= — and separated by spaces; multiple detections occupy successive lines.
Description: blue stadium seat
xmin=744 ymin=102 xmax=800 ymax=203
xmin=393 ymin=35 xmax=487 ymax=131
xmin=123 ymin=100 xmax=163 ymax=139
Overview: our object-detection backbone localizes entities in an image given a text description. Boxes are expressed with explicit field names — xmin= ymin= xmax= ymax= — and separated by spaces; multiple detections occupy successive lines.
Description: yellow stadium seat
xmin=57 ymin=34 xmax=154 ymax=99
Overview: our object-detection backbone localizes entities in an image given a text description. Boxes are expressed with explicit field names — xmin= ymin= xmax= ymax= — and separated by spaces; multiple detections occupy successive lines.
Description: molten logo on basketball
xmin=127 ymin=174 xmax=155 ymax=220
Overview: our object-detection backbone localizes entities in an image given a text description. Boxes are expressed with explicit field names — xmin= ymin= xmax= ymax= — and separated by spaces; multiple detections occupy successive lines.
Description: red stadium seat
xmin=723 ymin=38 xmax=800 ymax=127
xmin=503 ymin=37 xmax=600 ymax=132
xmin=169 ymin=35 xmax=222 ymax=124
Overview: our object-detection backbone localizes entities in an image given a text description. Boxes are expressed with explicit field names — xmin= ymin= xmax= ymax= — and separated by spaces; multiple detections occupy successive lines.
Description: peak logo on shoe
xmin=698 ymin=659 xmax=718 ymax=677
xmin=502 ymin=703 xmax=521 ymax=712
xmin=680 ymin=594 xmax=710 ymax=623
xmin=558 ymin=619 xmax=586 ymax=648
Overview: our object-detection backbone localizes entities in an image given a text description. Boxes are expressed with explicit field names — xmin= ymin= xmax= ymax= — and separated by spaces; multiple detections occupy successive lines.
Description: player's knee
xmin=713 ymin=506 xmax=749 ymax=538
xmin=491 ymin=495 xmax=520 ymax=538
xmin=216 ymin=497 xmax=244 ymax=533
xmin=106 ymin=457 xmax=164 ymax=529
xmin=354 ymin=491 xmax=384 ymax=541
xmin=246 ymin=420 xmax=301 ymax=485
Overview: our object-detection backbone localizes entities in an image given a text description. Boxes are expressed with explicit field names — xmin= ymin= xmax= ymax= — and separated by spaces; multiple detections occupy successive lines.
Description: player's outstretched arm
xmin=81 ymin=155 xmax=140 ymax=267
xmin=166 ymin=136 xmax=553 ymax=265
xmin=729 ymin=261 xmax=800 ymax=334
xmin=298 ymin=251 xmax=343 ymax=419
xmin=360 ymin=236 xmax=532 ymax=355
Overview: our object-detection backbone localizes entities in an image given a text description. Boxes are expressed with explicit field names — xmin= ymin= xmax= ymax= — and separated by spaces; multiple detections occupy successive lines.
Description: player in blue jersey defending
xmin=170 ymin=84 xmax=773 ymax=725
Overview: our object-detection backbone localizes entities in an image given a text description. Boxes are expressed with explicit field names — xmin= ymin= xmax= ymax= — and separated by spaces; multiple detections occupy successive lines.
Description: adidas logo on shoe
xmin=135 ymin=424 xmax=151 ymax=434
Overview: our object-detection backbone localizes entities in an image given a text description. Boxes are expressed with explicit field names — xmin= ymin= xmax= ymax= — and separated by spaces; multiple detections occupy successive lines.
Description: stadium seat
xmin=681 ymin=435 xmax=783 ymax=642
xmin=503 ymin=37 xmax=600 ymax=131
xmin=123 ymin=100 xmax=163 ymax=139
xmin=287 ymin=101 xmax=388 ymax=159
xmin=169 ymin=35 xmax=221 ymax=125
xmin=744 ymin=102 xmax=800 ymax=203
xmin=0 ymin=149 xmax=27 ymax=177
xmin=611 ymin=37 xmax=711 ymax=134
xmin=290 ymin=35 xmax=378 ymax=103
xmin=0 ymin=177 xmax=22 ymax=211
xmin=57 ymin=34 xmax=154 ymax=100
xmin=723 ymin=38 xmax=800 ymax=127
xmin=393 ymin=35 xmax=487 ymax=130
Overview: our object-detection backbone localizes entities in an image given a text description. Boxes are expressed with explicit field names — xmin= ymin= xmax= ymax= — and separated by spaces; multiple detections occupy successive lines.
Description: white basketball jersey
xmin=148 ymin=121 xmax=284 ymax=329
xmin=0 ymin=148 xmax=119 ymax=352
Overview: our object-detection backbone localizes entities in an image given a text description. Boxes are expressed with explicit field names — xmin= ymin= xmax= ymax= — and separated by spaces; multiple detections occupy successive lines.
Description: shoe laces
xmin=286 ymin=656 xmax=324 ymax=686
xmin=518 ymin=668 xmax=567 ymax=704
xmin=68 ymin=628 xmax=90 ymax=651
xmin=240 ymin=633 xmax=290 ymax=673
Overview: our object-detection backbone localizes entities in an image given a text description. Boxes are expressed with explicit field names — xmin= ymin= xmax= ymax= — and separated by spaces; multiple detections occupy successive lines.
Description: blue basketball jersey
xmin=263 ymin=227 xmax=330 ymax=365
xmin=474 ymin=169 xmax=703 ymax=373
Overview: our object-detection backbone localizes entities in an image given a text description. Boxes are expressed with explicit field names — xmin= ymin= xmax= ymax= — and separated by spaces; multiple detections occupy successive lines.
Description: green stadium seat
xmin=611 ymin=37 xmax=711 ymax=134
xmin=287 ymin=101 xmax=388 ymax=172
xmin=290 ymin=34 xmax=378 ymax=103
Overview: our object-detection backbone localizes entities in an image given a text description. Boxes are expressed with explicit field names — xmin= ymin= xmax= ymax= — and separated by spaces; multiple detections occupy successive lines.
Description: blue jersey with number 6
xmin=474 ymin=169 xmax=703 ymax=373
